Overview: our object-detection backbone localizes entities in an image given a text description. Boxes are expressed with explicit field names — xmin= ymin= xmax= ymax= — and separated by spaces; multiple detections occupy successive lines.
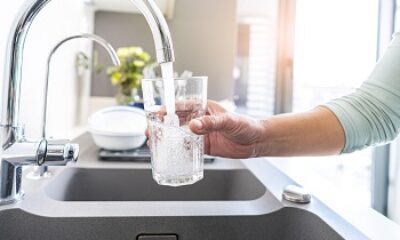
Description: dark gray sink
xmin=46 ymin=168 xmax=266 ymax=201
xmin=0 ymin=207 xmax=351 ymax=240
xmin=10 ymin=167 xmax=362 ymax=240
xmin=0 ymin=142 xmax=369 ymax=240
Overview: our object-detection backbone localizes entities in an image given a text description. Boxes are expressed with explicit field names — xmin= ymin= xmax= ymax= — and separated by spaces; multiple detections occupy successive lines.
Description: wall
xmin=0 ymin=1 xmax=92 ymax=139
xmin=92 ymin=0 xmax=237 ymax=100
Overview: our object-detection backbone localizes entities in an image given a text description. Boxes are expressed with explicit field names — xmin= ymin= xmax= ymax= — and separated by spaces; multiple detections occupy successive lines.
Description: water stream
xmin=160 ymin=62 xmax=179 ymax=126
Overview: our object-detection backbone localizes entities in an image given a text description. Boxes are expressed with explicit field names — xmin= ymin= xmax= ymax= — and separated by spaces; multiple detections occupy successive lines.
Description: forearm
xmin=256 ymin=107 xmax=345 ymax=157
xmin=257 ymin=33 xmax=400 ymax=156
xmin=323 ymin=33 xmax=400 ymax=153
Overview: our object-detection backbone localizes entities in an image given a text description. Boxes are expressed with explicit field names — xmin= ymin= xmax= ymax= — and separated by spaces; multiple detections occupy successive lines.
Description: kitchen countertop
xmin=1 ymin=132 xmax=399 ymax=239
xmin=73 ymin=133 xmax=400 ymax=239
xmin=269 ymin=157 xmax=400 ymax=240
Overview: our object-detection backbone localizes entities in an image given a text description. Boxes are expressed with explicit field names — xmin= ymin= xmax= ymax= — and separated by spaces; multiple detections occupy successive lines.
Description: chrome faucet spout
xmin=42 ymin=33 xmax=120 ymax=138
xmin=32 ymin=33 xmax=119 ymax=179
xmin=1 ymin=0 xmax=174 ymax=205
xmin=130 ymin=0 xmax=175 ymax=63
xmin=1 ymin=0 xmax=175 ymax=138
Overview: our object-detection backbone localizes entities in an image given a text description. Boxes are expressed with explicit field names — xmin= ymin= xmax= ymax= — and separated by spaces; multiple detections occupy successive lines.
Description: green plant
xmin=107 ymin=46 xmax=151 ymax=105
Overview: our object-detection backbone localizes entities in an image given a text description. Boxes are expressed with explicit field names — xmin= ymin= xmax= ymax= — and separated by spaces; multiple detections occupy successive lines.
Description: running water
xmin=160 ymin=62 xmax=179 ymax=126
xmin=144 ymin=64 xmax=206 ymax=186
xmin=148 ymin=111 xmax=204 ymax=186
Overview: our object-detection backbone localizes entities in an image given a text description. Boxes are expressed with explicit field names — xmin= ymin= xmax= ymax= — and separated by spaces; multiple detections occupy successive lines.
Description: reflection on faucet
xmin=28 ymin=34 xmax=120 ymax=180
xmin=42 ymin=33 xmax=120 ymax=139
xmin=0 ymin=0 xmax=175 ymax=205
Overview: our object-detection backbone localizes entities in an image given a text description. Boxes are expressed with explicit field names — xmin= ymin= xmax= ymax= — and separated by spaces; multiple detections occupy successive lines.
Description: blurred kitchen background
xmin=0 ymin=0 xmax=399 ymax=225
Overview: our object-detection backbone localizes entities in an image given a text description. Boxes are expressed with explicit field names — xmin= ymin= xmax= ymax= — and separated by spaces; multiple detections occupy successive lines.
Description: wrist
xmin=253 ymin=119 xmax=272 ymax=157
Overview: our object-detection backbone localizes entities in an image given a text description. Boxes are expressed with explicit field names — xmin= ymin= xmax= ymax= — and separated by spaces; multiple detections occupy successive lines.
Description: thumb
xmin=189 ymin=114 xmax=233 ymax=135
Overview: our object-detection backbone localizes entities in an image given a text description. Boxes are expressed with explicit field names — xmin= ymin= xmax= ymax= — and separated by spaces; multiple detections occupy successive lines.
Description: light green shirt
xmin=324 ymin=33 xmax=400 ymax=153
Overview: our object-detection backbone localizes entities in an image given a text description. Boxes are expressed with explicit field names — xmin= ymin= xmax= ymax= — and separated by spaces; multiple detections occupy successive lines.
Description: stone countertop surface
xmin=268 ymin=157 xmax=400 ymax=240
xmin=75 ymin=133 xmax=400 ymax=239
xmin=1 ymin=132 xmax=399 ymax=239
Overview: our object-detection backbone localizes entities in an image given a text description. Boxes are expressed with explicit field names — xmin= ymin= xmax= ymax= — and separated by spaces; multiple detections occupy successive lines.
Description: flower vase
xmin=116 ymin=87 xmax=133 ymax=105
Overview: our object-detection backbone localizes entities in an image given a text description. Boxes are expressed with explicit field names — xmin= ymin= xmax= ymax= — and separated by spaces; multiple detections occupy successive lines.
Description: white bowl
xmin=88 ymin=106 xmax=147 ymax=150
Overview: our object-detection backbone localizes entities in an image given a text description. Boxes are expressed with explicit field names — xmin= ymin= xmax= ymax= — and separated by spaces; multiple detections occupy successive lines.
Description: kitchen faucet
xmin=28 ymin=33 xmax=120 ymax=179
xmin=0 ymin=0 xmax=175 ymax=205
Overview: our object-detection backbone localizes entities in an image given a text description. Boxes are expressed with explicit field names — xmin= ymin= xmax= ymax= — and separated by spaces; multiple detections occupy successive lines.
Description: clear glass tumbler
xmin=142 ymin=76 xmax=208 ymax=186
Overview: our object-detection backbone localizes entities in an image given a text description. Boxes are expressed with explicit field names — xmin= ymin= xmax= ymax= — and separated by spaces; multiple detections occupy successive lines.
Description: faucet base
xmin=26 ymin=166 xmax=53 ymax=180
xmin=0 ymin=192 xmax=24 ymax=206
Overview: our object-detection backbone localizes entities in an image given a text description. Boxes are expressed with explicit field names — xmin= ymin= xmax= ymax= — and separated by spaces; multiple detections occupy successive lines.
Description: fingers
xmin=204 ymin=134 xmax=211 ymax=155
xmin=189 ymin=119 xmax=204 ymax=134
xmin=145 ymin=128 xmax=150 ymax=148
xmin=189 ymin=114 xmax=233 ymax=135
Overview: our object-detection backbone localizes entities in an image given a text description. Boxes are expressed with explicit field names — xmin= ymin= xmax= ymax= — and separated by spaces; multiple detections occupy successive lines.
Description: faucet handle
xmin=67 ymin=143 xmax=79 ymax=162
xmin=43 ymin=139 xmax=79 ymax=166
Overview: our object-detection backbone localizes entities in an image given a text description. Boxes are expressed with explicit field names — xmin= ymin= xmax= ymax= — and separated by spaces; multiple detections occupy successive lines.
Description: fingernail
xmin=193 ymin=119 xmax=203 ymax=130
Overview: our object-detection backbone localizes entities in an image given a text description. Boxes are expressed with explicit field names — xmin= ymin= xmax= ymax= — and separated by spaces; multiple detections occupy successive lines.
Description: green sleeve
xmin=324 ymin=33 xmax=400 ymax=153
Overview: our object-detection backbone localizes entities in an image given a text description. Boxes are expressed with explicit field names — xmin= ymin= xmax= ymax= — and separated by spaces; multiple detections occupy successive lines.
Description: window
xmin=387 ymin=0 xmax=400 ymax=224
xmin=396 ymin=0 xmax=400 ymax=29
xmin=235 ymin=0 xmax=278 ymax=117
xmin=276 ymin=0 xmax=379 ymax=207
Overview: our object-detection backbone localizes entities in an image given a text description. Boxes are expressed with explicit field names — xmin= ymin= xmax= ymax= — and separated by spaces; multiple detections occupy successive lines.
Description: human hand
xmin=189 ymin=101 xmax=265 ymax=159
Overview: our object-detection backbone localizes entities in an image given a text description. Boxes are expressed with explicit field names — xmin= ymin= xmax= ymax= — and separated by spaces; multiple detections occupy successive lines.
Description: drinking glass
xmin=142 ymin=76 xmax=208 ymax=186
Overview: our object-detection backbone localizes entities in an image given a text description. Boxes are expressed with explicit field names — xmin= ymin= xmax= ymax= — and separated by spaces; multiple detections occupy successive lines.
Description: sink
xmin=0 ymin=135 xmax=370 ymax=240
xmin=0 ymin=207 xmax=350 ymax=240
xmin=0 ymin=165 xmax=368 ymax=240
xmin=2 ymin=166 xmax=364 ymax=240
xmin=46 ymin=168 xmax=266 ymax=201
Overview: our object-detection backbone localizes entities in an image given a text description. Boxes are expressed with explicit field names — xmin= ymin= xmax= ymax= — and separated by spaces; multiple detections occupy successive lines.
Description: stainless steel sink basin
xmin=46 ymin=168 xmax=266 ymax=201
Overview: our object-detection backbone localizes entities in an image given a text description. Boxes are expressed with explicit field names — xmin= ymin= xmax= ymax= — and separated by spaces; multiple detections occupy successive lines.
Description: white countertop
xmin=268 ymin=157 xmax=400 ymax=240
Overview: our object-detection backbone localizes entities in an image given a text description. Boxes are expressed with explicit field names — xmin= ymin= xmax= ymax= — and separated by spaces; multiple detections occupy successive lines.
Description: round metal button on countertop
xmin=282 ymin=185 xmax=312 ymax=203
